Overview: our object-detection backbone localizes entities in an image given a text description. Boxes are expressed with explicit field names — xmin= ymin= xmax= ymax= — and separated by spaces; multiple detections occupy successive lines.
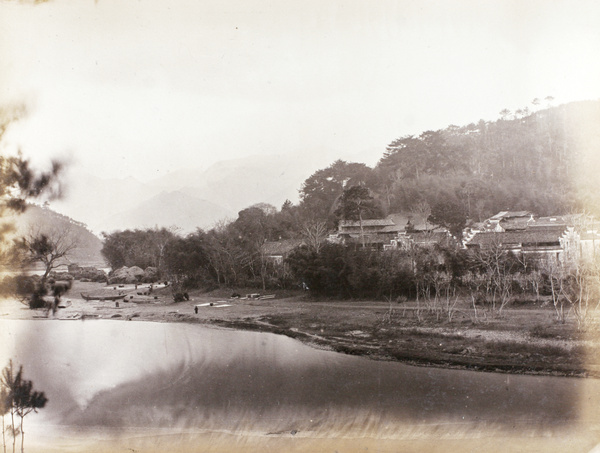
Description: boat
xmin=81 ymin=293 xmax=125 ymax=301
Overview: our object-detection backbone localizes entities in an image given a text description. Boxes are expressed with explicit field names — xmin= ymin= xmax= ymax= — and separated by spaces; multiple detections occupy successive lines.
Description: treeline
xmin=101 ymin=203 xmax=306 ymax=291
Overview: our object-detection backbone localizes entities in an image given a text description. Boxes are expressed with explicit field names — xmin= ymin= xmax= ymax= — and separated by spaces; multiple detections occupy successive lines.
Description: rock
xmin=48 ymin=272 xmax=74 ymax=281
xmin=67 ymin=265 xmax=107 ymax=282
xmin=142 ymin=266 xmax=159 ymax=283
xmin=108 ymin=266 xmax=145 ymax=284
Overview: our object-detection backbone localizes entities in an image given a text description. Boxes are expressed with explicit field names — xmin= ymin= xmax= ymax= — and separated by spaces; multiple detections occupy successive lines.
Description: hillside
xmin=373 ymin=100 xmax=600 ymax=218
xmin=10 ymin=204 xmax=105 ymax=267
xmin=49 ymin=172 xmax=163 ymax=234
xmin=297 ymin=100 xmax=600 ymax=227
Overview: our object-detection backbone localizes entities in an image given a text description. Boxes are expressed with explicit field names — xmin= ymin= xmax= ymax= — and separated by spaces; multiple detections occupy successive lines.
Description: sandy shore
xmin=2 ymin=280 xmax=599 ymax=378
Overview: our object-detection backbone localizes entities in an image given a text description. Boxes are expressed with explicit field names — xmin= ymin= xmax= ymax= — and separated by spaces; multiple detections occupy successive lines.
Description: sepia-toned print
xmin=2 ymin=1 xmax=600 ymax=452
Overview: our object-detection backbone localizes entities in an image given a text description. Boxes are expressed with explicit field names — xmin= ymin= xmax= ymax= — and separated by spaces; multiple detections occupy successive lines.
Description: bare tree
xmin=540 ymin=258 xmax=568 ymax=323
xmin=470 ymin=241 xmax=522 ymax=317
xmin=300 ymin=220 xmax=328 ymax=254
xmin=559 ymin=257 xmax=600 ymax=330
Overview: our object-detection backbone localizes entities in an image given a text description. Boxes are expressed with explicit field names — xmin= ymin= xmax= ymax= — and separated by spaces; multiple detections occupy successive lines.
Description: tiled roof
xmin=379 ymin=224 xmax=407 ymax=233
xmin=339 ymin=219 xmax=394 ymax=227
xmin=466 ymin=229 xmax=564 ymax=247
xmin=533 ymin=216 xmax=568 ymax=227
xmin=262 ymin=239 xmax=305 ymax=256
xmin=489 ymin=211 xmax=532 ymax=221
xmin=499 ymin=219 xmax=530 ymax=230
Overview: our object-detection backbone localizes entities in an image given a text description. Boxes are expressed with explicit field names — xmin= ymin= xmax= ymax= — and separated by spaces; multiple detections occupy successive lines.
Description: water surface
xmin=1 ymin=319 xmax=598 ymax=451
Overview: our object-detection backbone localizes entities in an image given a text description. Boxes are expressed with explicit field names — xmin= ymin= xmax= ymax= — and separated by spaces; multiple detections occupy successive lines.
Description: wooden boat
xmin=81 ymin=293 xmax=125 ymax=301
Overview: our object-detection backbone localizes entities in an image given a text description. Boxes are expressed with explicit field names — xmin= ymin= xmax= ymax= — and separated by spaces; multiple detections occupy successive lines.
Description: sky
xmin=1 ymin=0 xmax=600 ymax=182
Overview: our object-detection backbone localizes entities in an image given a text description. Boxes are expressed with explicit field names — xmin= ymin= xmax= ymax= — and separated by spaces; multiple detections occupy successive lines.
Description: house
xmin=261 ymin=239 xmax=305 ymax=264
xmin=334 ymin=212 xmax=443 ymax=249
xmin=464 ymin=212 xmax=569 ymax=263
xmin=464 ymin=229 xmax=566 ymax=261
xmin=337 ymin=218 xmax=397 ymax=245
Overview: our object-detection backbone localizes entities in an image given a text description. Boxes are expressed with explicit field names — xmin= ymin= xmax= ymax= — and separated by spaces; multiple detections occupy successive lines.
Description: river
xmin=1 ymin=319 xmax=599 ymax=452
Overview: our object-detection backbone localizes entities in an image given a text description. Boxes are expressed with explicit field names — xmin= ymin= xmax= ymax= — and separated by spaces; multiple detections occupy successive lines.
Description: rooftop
xmin=466 ymin=229 xmax=565 ymax=248
xmin=262 ymin=239 xmax=305 ymax=256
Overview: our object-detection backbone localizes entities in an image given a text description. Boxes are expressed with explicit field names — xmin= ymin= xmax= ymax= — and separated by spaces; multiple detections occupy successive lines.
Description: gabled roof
xmin=262 ymin=239 xmax=305 ymax=256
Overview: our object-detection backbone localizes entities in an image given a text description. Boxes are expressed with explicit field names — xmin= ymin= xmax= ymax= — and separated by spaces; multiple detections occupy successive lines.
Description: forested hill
xmin=11 ymin=204 xmax=105 ymax=267
xmin=299 ymin=100 xmax=600 ymax=226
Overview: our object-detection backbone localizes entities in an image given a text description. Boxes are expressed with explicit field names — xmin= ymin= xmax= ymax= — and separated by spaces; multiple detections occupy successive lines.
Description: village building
xmin=336 ymin=218 xmax=399 ymax=248
xmin=464 ymin=228 xmax=566 ymax=262
xmin=261 ymin=239 xmax=305 ymax=265
xmin=560 ymin=218 xmax=600 ymax=264
xmin=461 ymin=211 xmax=598 ymax=265
xmin=332 ymin=212 xmax=452 ymax=250
xmin=260 ymin=238 xmax=306 ymax=283
xmin=480 ymin=211 xmax=534 ymax=232
xmin=385 ymin=231 xmax=454 ymax=251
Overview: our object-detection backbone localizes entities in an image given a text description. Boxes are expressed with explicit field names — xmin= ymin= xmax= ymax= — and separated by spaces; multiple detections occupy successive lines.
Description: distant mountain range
xmin=106 ymin=190 xmax=233 ymax=233
xmin=49 ymin=150 xmax=380 ymax=234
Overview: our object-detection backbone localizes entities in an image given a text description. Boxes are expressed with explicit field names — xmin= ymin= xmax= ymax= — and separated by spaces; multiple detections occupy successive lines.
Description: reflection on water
xmin=1 ymin=319 xmax=599 ymax=451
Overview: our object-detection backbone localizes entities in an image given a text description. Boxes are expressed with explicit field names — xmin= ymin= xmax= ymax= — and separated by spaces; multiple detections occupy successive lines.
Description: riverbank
xmin=2 ymin=281 xmax=599 ymax=378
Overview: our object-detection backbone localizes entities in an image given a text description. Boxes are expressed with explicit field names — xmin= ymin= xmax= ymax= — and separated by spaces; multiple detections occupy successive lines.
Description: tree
xmin=299 ymin=160 xmax=374 ymax=224
xmin=20 ymin=227 xmax=78 ymax=280
xmin=499 ymin=109 xmax=511 ymax=120
xmin=428 ymin=199 xmax=467 ymax=239
xmin=101 ymin=228 xmax=177 ymax=272
xmin=468 ymin=243 xmax=524 ymax=316
xmin=300 ymin=220 xmax=328 ymax=254
xmin=1 ymin=385 xmax=9 ymax=453
xmin=0 ymin=361 xmax=17 ymax=453
xmin=0 ymin=104 xmax=64 ymax=271
xmin=334 ymin=185 xmax=381 ymax=247
xmin=1 ymin=360 xmax=47 ymax=453
xmin=10 ymin=227 xmax=77 ymax=309
xmin=13 ymin=378 xmax=47 ymax=453
xmin=163 ymin=230 xmax=210 ymax=293
xmin=557 ymin=258 xmax=600 ymax=330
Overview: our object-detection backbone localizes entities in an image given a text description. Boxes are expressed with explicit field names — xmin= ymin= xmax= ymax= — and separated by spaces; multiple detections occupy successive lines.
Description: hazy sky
xmin=2 ymin=0 xmax=600 ymax=182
